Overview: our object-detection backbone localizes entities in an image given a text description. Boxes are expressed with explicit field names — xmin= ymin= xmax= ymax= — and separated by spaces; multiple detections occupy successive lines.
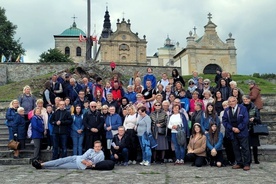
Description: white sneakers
xmin=140 ymin=160 xmax=150 ymax=166
xmin=140 ymin=160 xmax=146 ymax=165
xmin=143 ymin=161 xmax=150 ymax=166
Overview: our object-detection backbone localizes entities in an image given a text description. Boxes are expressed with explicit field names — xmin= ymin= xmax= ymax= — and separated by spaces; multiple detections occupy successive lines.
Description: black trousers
xmin=84 ymin=134 xmax=100 ymax=151
xmin=232 ymin=135 xmax=250 ymax=166
xmin=186 ymin=153 xmax=205 ymax=167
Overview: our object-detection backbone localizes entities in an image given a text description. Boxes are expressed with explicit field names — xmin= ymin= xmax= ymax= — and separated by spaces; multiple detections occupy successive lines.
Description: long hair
xmin=73 ymin=104 xmax=82 ymax=115
xmin=208 ymin=121 xmax=219 ymax=146
xmin=191 ymin=123 xmax=204 ymax=137
xmin=205 ymin=103 xmax=217 ymax=119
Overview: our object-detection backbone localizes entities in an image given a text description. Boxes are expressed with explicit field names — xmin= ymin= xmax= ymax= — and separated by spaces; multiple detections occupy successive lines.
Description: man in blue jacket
xmin=222 ymin=96 xmax=250 ymax=171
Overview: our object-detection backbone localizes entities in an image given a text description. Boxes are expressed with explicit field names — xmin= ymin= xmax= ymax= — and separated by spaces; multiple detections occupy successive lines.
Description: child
xmin=82 ymin=100 xmax=90 ymax=115
xmin=178 ymin=89 xmax=190 ymax=113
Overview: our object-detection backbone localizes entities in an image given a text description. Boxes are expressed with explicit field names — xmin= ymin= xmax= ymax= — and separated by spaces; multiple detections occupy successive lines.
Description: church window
xmin=76 ymin=47 xmax=81 ymax=56
xmin=121 ymin=56 xmax=127 ymax=61
xmin=119 ymin=44 xmax=130 ymax=51
xmin=65 ymin=47 xmax=70 ymax=56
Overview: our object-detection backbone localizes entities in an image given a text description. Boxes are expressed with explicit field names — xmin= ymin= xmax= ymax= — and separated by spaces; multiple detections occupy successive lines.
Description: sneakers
xmin=168 ymin=159 xmax=173 ymax=163
xmin=174 ymin=159 xmax=180 ymax=165
xmin=123 ymin=162 xmax=128 ymax=166
xmin=128 ymin=160 xmax=133 ymax=165
xmin=140 ymin=160 xmax=146 ymax=165
xmin=143 ymin=161 xmax=150 ymax=166
xmin=179 ymin=159 xmax=184 ymax=165
xmin=46 ymin=146 xmax=51 ymax=150
xmin=32 ymin=160 xmax=42 ymax=169
xmin=132 ymin=160 xmax=136 ymax=165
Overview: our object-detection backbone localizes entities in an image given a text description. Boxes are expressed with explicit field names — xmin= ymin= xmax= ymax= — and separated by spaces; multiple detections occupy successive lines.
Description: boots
xmin=253 ymin=146 xmax=260 ymax=164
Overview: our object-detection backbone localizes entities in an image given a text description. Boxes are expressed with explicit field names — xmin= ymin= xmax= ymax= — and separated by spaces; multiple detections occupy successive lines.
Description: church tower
xmin=95 ymin=8 xmax=147 ymax=65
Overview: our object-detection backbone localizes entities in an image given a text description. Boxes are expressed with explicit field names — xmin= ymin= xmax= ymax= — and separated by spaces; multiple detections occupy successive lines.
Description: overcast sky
xmin=1 ymin=0 xmax=275 ymax=74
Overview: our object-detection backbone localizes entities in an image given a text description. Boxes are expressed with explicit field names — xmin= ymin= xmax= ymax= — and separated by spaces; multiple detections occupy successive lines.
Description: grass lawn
xmin=0 ymin=73 xmax=275 ymax=102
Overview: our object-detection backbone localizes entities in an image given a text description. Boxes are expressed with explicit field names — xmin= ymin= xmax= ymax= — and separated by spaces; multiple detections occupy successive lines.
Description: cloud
xmin=1 ymin=0 xmax=275 ymax=74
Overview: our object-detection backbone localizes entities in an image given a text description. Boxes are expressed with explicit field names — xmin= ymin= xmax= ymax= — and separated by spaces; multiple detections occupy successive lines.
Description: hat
xmin=203 ymin=79 xmax=211 ymax=84
xmin=248 ymin=80 xmax=255 ymax=85
xmin=188 ymin=79 xmax=195 ymax=85
xmin=193 ymin=123 xmax=201 ymax=127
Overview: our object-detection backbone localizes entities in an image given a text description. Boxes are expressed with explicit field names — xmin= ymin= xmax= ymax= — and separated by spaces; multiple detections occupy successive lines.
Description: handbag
xmin=253 ymin=124 xmax=269 ymax=136
xmin=7 ymin=140 xmax=20 ymax=150
xmin=143 ymin=132 xmax=158 ymax=149
xmin=157 ymin=126 xmax=166 ymax=135
xmin=176 ymin=127 xmax=186 ymax=146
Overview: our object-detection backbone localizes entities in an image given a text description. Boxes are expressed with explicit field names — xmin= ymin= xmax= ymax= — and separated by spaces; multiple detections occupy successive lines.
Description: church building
xmin=95 ymin=7 xmax=147 ymax=65
xmin=54 ymin=21 xmax=86 ymax=63
xmin=173 ymin=13 xmax=237 ymax=75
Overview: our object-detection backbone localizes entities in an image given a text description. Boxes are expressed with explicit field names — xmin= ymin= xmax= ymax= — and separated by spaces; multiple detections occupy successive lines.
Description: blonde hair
xmin=222 ymin=100 xmax=229 ymax=106
xmin=23 ymin=85 xmax=32 ymax=95
xmin=9 ymin=99 xmax=19 ymax=108
xmin=127 ymin=104 xmax=137 ymax=113
xmin=36 ymin=99 xmax=44 ymax=105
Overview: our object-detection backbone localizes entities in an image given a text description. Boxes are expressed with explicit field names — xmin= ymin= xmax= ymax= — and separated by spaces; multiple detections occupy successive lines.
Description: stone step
xmin=260 ymin=112 xmax=276 ymax=121
xmin=260 ymin=131 xmax=276 ymax=145
xmin=0 ymin=138 xmax=32 ymax=144
xmin=0 ymin=158 xmax=31 ymax=165
xmin=0 ymin=143 xmax=34 ymax=151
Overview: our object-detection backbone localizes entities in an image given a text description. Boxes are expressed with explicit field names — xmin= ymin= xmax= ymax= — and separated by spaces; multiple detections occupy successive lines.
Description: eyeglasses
xmin=155 ymin=104 xmax=161 ymax=106
xmin=90 ymin=106 xmax=97 ymax=108
xmin=204 ymin=83 xmax=209 ymax=85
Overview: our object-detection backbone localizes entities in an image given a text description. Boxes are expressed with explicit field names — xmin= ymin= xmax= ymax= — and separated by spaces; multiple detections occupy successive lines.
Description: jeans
xmin=47 ymin=129 xmax=53 ymax=147
xmin=138 ymin=136 xmax=151 ymax=162
xmin=52 ymin=134 xmax=68 ymax=160
xmin=186 ymin=153 xmax=205 ymax=167
xmin=72 ymin=135 xmax=84 ymax=155
xmin=110 ymin=148 xmax=129 ymax=163
xmin=171 ymin=133 xmax=185 ymax=160
xmin=43 ymin=156 xmax=78 ymax=169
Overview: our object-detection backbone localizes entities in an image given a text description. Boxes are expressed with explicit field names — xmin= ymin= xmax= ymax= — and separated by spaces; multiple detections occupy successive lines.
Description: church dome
xmin=59 ymin=22 xmax=86 ymax=36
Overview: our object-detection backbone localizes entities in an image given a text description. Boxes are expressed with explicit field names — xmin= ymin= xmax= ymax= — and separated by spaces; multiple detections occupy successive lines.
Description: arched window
xmin=119 ymin=44 xmax=130 ymax=51
xmin=65 ymin=47 xmax=70 ymax=56
xmin=76 ymin=47 xmax=81 ymax=56
xmin=121 ymin=56 xmax=127 ymax=61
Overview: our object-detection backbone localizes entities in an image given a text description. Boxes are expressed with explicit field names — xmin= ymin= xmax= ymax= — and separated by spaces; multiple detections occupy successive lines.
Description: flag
xmin=1 ymin=55 xmax=6 ymax=63
xmin=16 ymin=55 xmax=21 ymax=62
xmin=20 ymin=55 xmax=24 ymax=63
xmin=7 ymin=55 xmax=12 ymax=62
xmin=79 ymin=33 xmax=86 ymax=42
xmin=91 ymin=36 xmax=98 ymax=43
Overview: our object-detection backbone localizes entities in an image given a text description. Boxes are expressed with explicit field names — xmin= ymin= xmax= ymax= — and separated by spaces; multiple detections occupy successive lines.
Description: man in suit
xmin=222 ymin=96 xmax=250 ymax=171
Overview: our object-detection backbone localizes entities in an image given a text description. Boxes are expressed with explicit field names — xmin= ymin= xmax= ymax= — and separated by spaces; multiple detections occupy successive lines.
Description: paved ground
xmin=0 ymin=162 xmax=275 ymax=184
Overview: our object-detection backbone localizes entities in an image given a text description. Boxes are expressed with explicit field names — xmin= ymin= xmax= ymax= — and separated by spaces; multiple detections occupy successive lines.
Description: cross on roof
xmin=208 ymin=13 xmax=212 ymax=22
xmin=122 ymin=12 xmax=125 ymax=18
xmin=193 ymin=26 xmax=197 ymax=34
xmin=72 ymin=15 xmax=77 ymax=22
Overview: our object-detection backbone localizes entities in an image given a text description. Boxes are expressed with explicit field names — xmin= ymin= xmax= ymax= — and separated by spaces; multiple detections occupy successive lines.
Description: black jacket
xmin=111 ymin=133 xmax=130 ymax=154
xmin=50 ymin=109 xmax=73 ymax=135
xmin=83 ymin=109 xmax=104 ymax=135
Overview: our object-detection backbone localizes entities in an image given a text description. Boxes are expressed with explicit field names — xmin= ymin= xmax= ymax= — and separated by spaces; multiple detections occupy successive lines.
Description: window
xmin=76 ymin=47 xmax=81 ymax=56
xmin=119 ymin=44 xmax=130 ymax=51
xmin=65 ymin=47 xmax=70 ymax=56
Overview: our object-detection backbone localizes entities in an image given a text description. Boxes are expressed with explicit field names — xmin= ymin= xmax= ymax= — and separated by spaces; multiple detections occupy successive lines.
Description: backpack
xmin=27 ymin=123 xmax=32 ymax=138
xmin=176 ymin=127 xmax=186 ymax=146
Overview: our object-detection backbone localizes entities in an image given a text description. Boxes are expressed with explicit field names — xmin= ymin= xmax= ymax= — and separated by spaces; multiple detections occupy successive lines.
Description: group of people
xmin=5 ymin=67 xmax=263 ymax=171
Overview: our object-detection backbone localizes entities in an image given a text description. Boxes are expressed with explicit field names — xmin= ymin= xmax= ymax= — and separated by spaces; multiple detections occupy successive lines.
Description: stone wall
xmin=0 ymin=63 xmax=76 ymax=84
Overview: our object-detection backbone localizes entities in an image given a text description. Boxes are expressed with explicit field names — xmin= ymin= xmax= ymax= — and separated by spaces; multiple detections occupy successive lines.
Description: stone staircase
xmin=0 ymin=94 xmax=275 ymax=165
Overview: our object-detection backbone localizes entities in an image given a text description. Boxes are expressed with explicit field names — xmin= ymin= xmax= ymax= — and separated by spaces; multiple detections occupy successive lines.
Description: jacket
xmin=83 ymin=109 xmax=104 ymax=135
xmin=206 ymin=132 xmax=223 ymax=151
xmin=111 ymin=133 xmax=130 ymax=154
xmin=187 ymin=134 xmax=206 ymax=157
xmin=150 ymin=110 xmax=168 ymax=139
xmin=5 ymin=108 xmax=17 ymax=127
xmin=31 ymin=115 xmax=44 ymax=139
xmin=105 ymin=113 xmax=122 ymax=139
xmin=50 ymin=109 xmax=73 ymax=135
xmin=222 ymin=104 xmax=249 ymax=140
xmin=202 ymin=113 xmax=220 ymax=132
xmin=71 ymin=114 xmax=84 ymax=137
xmin=12 ymin=113 xmax=26 ymax=140
xmin=249 ymin=85 xmax=263 ymax=110
xmin=124 ymin=91 xmax=137 ymax=103
xmin=18 ymin=94 xmax=36 ymax=114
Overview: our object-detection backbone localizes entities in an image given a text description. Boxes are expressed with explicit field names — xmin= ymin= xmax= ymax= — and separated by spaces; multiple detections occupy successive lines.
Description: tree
xmin=0 ymin=7 xmax=25 ymax=61
xmin=39 ymin=48 xmax=73 ymax=63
